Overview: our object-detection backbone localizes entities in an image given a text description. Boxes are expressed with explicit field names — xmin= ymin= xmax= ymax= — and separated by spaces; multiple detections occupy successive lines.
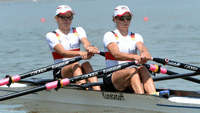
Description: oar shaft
xmin=20 ymin=56 xmax=82 ymax=79
xmin=0 ymin=57 xmax=82 ymax=86
xmin=151 ymin=58 xmax=200 ymax=84
xmin=142 ymin=63 xmax=200 ymax=84
xmin=70 ymin=61 xmax=138 ymax=82
xmin=166 ymin=70 xmax=200 ymax=83
xmin=152 ymin=57 xmax=200 ymax=72
xmin=0 ymin=86 xmax=46 ymax=101
xmin=153 ymin=72 xmax=200 ymax=81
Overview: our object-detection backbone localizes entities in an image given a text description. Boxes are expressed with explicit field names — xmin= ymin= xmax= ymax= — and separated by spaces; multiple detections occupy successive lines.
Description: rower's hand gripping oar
xmin=0 ymin=56 xmax=83 ymax=87
xmin=95 ymin=51 xmax=170 ymax=75
xmin=0 ymin=60 xmax=139 ymax=101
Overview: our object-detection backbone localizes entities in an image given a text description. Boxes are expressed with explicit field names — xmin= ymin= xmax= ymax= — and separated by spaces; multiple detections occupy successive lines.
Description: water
xmin=0 ymin=0 xmax=200 ymax=112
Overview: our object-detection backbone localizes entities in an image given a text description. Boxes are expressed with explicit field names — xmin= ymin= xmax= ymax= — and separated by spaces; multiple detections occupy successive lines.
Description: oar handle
xmin=0 ymin=75 xmax=20 ymax=86
xmin=140 ymin=64 xmax=168 ymax=74
xmin=45 ymin=78 xmax=70 ymax=90
xmin=0 ymin=78 xmax=71 ymax=101
xmin=98 ymin=51 xmax=105 ymax=57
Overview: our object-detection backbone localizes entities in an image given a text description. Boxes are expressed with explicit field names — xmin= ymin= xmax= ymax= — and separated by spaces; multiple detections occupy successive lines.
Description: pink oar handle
xmin=149 ymin=64 xmax=167 ymax=74
xmin=149 ymin=64 xmax=157 ymax=72
xmin=45 ymin=78 xmax=70 ymax=90
xmin=0 ymin=75 xmax=20 ymax=86
xmin=160 ymin=67 xmax=167 ymax=74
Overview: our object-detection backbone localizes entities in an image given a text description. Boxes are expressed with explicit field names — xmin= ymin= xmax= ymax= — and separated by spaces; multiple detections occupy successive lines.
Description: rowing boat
xmin=0 ymin=78 xmax=200 ymax=112
xmin=0 ymin=56 xmax=200 ymax=112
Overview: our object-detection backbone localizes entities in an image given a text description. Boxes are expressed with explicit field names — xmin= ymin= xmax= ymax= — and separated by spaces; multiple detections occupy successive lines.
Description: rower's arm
xmin=107 ymin=42 xmax=141 ymax=61
xmin=53 ymin=43 xmax=81 ymax=58
xmin=81 ymin=37 xmax=99 ymax=54
xmin=136 ymin=42 xmax=151 ymax=60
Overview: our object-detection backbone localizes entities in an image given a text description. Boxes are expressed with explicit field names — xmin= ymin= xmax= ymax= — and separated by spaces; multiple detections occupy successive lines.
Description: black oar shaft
xmin=141 ymin=63 xmax=200 ymax=84
xmin=166 ymin=70 xmax=200 ymax=83
xmin=0 ymin=57 xmax=82 ymax=86
xmin=69 ymin=61 xmax=137 ymax=82
xmin=153 ymin=58 xmax=200 ymax=72
xmin=0 ymin=86 xmax=46 ymax=101
xmin=153 ymin=72 xmax=200 ymax=81
xmin=152 ymin=57 xmax=200 ymax=84
xmin=20 ymin=56 xmax=82 ymax=79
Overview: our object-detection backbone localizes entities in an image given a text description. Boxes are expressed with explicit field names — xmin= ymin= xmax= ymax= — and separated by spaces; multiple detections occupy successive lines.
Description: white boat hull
xmin=1 ymin=85 xmax=200 ymax=113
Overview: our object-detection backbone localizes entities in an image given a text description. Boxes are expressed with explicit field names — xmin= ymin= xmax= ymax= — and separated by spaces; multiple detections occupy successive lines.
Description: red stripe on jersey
xmin=52 ymin=48 xmax=80 ymax=60
xmin=105 ymin=52 xmax=133 ymax=61
xmin=105 ymin=52 xmax=116 ymax=60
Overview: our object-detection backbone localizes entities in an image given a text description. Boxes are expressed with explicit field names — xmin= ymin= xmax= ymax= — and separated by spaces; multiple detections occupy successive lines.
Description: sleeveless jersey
xmin=103 ymin=29 xmax=144 ymax=67
xmin=46 ymin=27 xmax=87 ymax=64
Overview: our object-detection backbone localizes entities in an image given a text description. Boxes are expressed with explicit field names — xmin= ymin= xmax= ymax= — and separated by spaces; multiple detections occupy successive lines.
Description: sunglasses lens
xmin=58 ymin=15 xmax=73 ymax=20
xmin=118 ymin=16 xmax=132 ymax=21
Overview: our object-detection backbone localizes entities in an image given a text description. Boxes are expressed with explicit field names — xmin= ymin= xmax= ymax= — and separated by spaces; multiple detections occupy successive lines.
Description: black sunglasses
xmin=57 ymin=15 xmax=73 ymax=20
xmin=117 ymin=16 xmax=132 ymax=21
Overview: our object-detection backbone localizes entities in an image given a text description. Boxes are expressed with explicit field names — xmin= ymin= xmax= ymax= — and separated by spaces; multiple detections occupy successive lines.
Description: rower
xmin=45 ymin=5 xmax=100 ymax=90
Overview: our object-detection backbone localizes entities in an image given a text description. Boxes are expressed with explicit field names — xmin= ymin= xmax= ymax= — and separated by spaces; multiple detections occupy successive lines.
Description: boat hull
xmin=0 ymin=85 xmax=200 ymax=112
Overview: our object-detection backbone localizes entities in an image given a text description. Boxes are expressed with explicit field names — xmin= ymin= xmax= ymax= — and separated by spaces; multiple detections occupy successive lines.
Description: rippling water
xmin=0 ymin=0 xmax=200 ymax=112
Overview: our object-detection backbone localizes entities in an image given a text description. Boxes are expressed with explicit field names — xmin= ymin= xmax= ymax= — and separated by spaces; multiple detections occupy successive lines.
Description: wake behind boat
xmin=0 ymin=77 xmax=200 ymax=112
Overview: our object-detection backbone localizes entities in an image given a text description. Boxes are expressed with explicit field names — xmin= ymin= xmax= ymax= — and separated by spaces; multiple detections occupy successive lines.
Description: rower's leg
xmin=112 ymin=68 xmax=144 ymax=94
xmin=138 ymin=65 xmax=156 ymax=94
xmin=61 ymin=62 xmax=86 ymax=85
xmin=81 ymin=61 xmax=101 ymax=90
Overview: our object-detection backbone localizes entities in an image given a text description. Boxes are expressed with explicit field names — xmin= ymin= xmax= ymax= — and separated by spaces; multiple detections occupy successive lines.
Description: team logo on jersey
xmin=128 ymin=49 xmax=137 ymax=54
xmin=70 ymin=43 xmax=80 ymax=49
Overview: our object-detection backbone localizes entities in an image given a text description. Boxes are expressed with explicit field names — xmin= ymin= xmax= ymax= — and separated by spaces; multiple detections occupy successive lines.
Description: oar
xmin=142 ymin=64 xmax=200 ymax=84
xmin=95 ymin=52 xmax=200 ymax=83
xmin=0 ymin=56 xmax=82 ymax=86
xmin=0 ymin=51 xmax=106 ymax=87
xmin=0 ymin=60 xmax=140 ymax=101
xmin=153 ymin=72 xmax=200 ymax=81
xmin=151 ymin=57 xmax=200 ymax=83
xmin=98 ymin=51 xmax=105 ymax=57
xmin=152 ymin=57 xmax=200 ymax=72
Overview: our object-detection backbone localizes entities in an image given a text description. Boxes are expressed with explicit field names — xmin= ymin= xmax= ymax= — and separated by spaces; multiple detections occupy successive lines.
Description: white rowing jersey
xmin=46 ymin=27 xmax=87 ymax=64
xmin=103 ymin=29 xmax=144 ymax=67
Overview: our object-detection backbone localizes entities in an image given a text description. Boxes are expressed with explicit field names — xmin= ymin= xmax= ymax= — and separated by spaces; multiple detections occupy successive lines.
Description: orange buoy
xmin=41 ymin=18 xmax=46 ymax=22
xmin=143 ymin=17 xmax=149 ymax=21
